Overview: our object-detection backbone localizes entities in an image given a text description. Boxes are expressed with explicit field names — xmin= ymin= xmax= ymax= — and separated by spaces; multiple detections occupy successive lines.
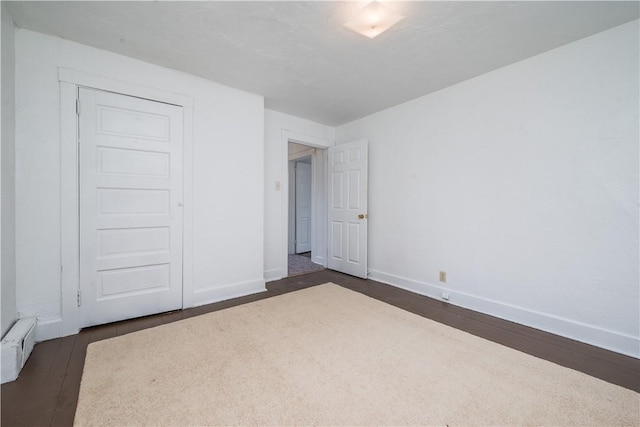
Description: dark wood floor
xmin=2 ymin=270 xmax=638 ymax=426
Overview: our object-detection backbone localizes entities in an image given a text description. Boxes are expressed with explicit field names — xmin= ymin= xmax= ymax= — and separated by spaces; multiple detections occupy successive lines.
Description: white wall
xmin=264 ymin=109 xmax=334 ymax=281
xmin=336 ymin=21 xmax=640 ymax=357
xmin=1 ymin=4 xmax=16 ymax=338
xmin=15 ymin=29 xmax=265 ymax=340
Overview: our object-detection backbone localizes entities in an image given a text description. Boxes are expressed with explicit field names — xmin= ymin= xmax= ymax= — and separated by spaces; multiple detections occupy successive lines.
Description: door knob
xmin=358 ymin=213 xmax=367 ymax=219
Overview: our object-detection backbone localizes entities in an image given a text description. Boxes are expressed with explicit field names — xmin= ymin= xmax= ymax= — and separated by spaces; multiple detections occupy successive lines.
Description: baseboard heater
xmin=1 ymin=318 xmax=37 ymax=384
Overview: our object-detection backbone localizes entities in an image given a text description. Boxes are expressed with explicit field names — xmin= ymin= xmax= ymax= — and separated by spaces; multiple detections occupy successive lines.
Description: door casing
xmin=59 ymin=68 xmax=194 ymax=338
xmin=280 ymin=131 xmax=333 ymax=279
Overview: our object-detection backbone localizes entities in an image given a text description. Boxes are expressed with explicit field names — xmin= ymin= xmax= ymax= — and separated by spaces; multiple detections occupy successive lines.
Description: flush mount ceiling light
xmin=344 ymin=1 xmax=405 ymax=39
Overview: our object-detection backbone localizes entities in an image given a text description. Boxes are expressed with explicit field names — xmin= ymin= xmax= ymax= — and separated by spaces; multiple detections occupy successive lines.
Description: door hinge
xmin=77 ymin=290 xmax=81 ymax=307
xmin=76 ymin=99 xmax=81 ymax=115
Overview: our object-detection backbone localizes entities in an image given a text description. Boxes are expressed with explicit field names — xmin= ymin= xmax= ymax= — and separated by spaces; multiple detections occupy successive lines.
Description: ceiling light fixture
xmin=344 ymin=1 xmax=405 ymax=39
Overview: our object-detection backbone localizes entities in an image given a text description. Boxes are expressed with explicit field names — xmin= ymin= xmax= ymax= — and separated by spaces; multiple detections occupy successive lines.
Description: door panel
xmin=327 ymin=140 xmax=368 ymax=278
xmin=97 ymin=105 xmax=169 ymax=140
xmin=97 ymin=147 xmax=169 ymax=177
xmin=295 ymin=161 xmax=312 ymax=253
xmin=348 ymin=223 xmax=360 ymax=263
xmin=97 ymin=227 xmax=170 ymax=256
xmin=79 ymin=88 xmax=184 ymax=327
xmin=99 ymin=264 xmax=170 ymax=298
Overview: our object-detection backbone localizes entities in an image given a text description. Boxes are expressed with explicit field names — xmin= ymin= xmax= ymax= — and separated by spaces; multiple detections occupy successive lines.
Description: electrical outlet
xmin=439 ymin=271 xmax=447 ymax=283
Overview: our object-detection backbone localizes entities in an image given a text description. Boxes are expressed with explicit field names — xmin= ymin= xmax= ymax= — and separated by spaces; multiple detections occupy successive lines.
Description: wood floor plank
xmin=1 ymin=378 xmax=62 ymax=426
xmin=43 ymin=336 xmax=78 ymax=426
xmin=1 ymin=336 xmax=76 ymax=426
xmin=14 ymin=338 xmax=61 ymax=379
xmin=2 ymin=271 xmax=638 ymax=427
xmin=49 ymin=333 xmax=92 ymax=427
xmin=115 ymin=313 xmax=165 ymax=337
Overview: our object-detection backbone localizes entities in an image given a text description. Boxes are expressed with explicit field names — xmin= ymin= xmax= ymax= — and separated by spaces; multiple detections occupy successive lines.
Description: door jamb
xmin=280 ymin=130 xmax=333 ymax=279
xmin=59 ymin=68 xmax=194 ymax=337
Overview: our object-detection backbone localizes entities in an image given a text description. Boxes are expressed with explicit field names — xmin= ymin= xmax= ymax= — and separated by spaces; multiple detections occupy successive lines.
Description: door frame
xmin=280 ymin=130 xmax=333 ymax=278
xmin=59 ymin=68 xmax=194 ymax=337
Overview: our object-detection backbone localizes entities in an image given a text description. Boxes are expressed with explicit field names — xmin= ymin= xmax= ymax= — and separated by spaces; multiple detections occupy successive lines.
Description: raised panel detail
xmin=98 ymin=189 xmax=169 ymax=215
xmin=348 ymin=223 xmax=360 ymax=263
xmin=298 ymin=218 xmax=310 ymax=244
xmin=349 ymin=148 xmax=361 ymax=162
xmin=348 ymin=170 xmax=360 ymax=210
xmin=332 ymin=221 xmax=343 ymax=260
xmin=98 ymin=147 xmax=169 ymax=177
xmin=332 ymin=172 xmax=343 ymax=210
xmin=97 ymin=227 xmax=170 ymax=257
xmin=99 ymin=264 xmax=170 ymax=299
xmin=332 ymin=151 xmax=344 ymax=166
xmin=97 ymin=106 xmax=169 ymax=141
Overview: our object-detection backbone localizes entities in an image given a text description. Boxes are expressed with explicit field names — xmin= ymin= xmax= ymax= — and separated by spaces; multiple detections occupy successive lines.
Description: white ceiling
xmin=6 ymin=1 xmax=639 ymax=126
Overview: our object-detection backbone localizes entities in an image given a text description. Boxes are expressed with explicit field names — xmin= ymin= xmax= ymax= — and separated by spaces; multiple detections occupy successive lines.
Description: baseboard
xmin=33 ymin=316 xmax=63 ymax=342
xmin=192 ymin=278 xmax=267 ymax=307
xmin=27 ymin=281 xmax=267 ymax=341
xmin=312 ymin=255 xmax=326 ymax=267
xmin=368 ymin=269 xmax=640 ymax=358
xmin=264 ymin=268 xmax=283 ymax=283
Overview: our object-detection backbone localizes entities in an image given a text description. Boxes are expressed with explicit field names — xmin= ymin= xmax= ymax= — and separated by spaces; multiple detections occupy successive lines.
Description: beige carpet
xmin=75 ymin=283 xmax=639 ymax=426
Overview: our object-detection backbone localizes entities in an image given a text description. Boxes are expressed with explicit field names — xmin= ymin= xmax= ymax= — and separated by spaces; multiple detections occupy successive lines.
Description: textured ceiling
xmin=6 ymin=1 xmax=639 ymax=126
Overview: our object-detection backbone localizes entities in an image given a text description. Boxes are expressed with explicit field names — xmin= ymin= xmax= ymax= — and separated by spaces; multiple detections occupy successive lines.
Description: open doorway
xmin=280 ymin=134 xmax=368 ymax=280
xmin=287 ymin=142 xmax=325 ymax=276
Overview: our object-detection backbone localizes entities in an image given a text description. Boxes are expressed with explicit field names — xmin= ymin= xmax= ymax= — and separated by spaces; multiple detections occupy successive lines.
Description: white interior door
xmin=327 ymin=140 xmax=368 ymax=278
xmin=79 ymin=88 xmax=184 ymax=327
xmin=295 ymin=161 xmax=312 ymax=253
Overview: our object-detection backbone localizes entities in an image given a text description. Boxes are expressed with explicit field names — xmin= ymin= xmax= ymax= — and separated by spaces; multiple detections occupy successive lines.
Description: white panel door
xmin=295 ymin=161 xmax=312 ymax=254
xmin=327 ymin=140 xmax=368 ymax=278
xmin=79 ymin=88 xmax=184 ymax=327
